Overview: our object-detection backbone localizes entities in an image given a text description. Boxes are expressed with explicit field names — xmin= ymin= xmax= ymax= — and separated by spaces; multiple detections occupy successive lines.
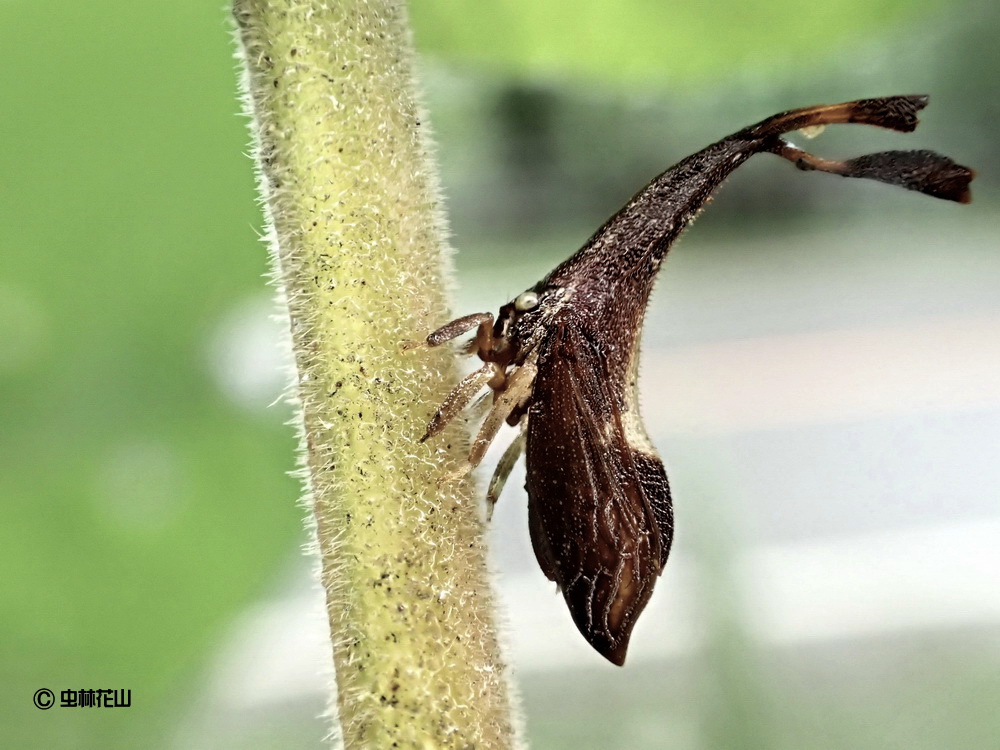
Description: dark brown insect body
xmin=414 ymin=96 xmax=973 ymax=665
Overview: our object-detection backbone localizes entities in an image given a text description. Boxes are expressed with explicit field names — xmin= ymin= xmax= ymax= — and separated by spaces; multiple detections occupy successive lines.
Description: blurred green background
xmin=2 ymin=1 xmax=997 ymax=748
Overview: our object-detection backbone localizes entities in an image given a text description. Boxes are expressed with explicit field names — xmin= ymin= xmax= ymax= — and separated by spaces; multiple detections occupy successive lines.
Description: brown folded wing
xmin=525 ymin=323 xmax=672 ymax=665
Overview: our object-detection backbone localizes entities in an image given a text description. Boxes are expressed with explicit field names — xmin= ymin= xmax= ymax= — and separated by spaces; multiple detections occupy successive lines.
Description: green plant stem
xmin=233 ymin=1 xmax=518 ymax=746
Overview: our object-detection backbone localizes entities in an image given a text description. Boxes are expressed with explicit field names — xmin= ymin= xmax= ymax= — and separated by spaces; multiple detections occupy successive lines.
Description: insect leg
xmin=428 ymin=313 xmax=493 ymax=346
xmin=420 ymin=362 xmax=502 ymax=443
xmin=402 ymin=312 xmax=494 ymax=351
xmin=486 ymin=427 xmax=526 ymax=520
xmin=468 ymin=360 xmax=538 ymax=469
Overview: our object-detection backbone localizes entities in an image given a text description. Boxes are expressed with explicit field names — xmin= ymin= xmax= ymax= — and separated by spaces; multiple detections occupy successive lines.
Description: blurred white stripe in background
xmin=503 ymin=518 xmax=1000 ymax=671
xmin=644 ymin=313 xmax=1000 ymax=435
xmin=190 ymin=513 xmax=999 ymax=722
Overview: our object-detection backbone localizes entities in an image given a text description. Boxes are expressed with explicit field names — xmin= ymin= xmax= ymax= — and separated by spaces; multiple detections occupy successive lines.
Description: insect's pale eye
xmin=514 ymin=291 xmax=540 ymax=311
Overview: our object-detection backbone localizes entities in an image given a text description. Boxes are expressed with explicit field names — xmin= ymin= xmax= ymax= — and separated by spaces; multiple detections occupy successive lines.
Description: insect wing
xmin=526 ymin=323 xmax=672 ymax=665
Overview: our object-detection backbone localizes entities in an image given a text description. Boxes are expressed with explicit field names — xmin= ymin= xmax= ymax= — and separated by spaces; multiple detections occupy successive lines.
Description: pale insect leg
xmin=466 ymin=389 xmax=494 ymax=422
xmin=467 ymin=359 xmax=538 ymax=469
xmin=428 ymin=313 xmax=494 ymax=347
xmin=401 ymin=312 xmax=493 ymax=351
xmin=420 ymin=362 xmax=502 ymax=442
xmin=486 ymin=427 xmax=526 ymax=520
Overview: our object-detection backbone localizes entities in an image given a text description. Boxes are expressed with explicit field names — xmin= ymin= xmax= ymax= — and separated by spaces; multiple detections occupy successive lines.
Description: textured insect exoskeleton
xmin=415 ymin=95 xmax=974 ymax=665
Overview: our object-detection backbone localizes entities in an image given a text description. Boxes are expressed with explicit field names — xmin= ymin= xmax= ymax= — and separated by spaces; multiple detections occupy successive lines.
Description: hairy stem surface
xmin=233 ymin=1 xmax=517 ymax=746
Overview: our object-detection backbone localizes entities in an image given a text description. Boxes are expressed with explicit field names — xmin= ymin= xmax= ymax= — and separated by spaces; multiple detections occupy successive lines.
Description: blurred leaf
xmin=411 ymin=0 xmax=939 ymax=86
xmin=0 ymin=1 xmax=303 ymax=747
